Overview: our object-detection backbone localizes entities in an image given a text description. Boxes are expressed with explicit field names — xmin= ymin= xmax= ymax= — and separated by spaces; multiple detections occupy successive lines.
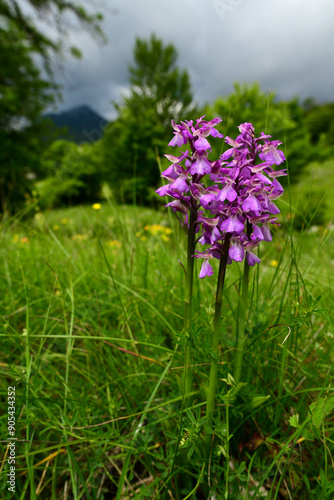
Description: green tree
xmin=36 ymin=139 xmax=104 ymax=208
xmin=127 ymin=34 xmax=193 ymax=126
xmin=102 ymin=34 xmax=196 ymax=204
xmin=0 ymin=0 xmax=104 ymax=213
xmin=205 ymin=83 xmax=334 ymax=182
xmin=206 ymin=82 xmax=295 ymax=142
xmin=0 ymin=23 xmax=56 ymax=212
xmin=304 ymin=103 xmax=334 ymax=145
xmin=0 ymin=1 xmax=104 ymax=69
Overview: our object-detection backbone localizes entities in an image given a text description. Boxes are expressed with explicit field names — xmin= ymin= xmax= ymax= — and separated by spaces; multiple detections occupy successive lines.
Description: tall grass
xmin=0 ymin=195 xmax=333 ymax=499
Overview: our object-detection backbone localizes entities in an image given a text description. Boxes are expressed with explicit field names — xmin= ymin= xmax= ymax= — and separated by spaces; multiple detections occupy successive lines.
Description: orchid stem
xmin=205 ymin=238 xmax=230 ymax=453
xmin=234 ymin=253 xmax=250 ymax=387
xmin=184 ymin=210 xmax=197 ymax=399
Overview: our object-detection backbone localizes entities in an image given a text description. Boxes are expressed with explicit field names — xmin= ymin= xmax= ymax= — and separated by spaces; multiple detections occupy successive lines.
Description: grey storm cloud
xmin=52 ymin=0 xmax=334 ymax=119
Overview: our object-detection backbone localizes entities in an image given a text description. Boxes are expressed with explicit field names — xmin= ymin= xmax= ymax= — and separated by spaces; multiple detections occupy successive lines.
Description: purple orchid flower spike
xmin=156 ymin=116 xmax=224 ymax=232
xmin=194 ymin=122 xmax=286 ymax=276
xmin=156 ymin=116 xmax=225 ymax=402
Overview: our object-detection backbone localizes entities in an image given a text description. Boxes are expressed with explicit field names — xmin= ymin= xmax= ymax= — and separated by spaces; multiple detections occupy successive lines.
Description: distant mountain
xmin=44 ymin=105 xmax=109 ymax=143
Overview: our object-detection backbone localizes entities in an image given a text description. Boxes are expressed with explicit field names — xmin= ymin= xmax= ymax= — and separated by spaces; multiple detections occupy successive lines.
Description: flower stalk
xmin=234 ymin=221 xmax=251 ymax=386
xmin=183 ymin=209 xmax=197 ymax=398
xmin=205 ymin=237 xmax=230 ymax=452
xmin=157 ymin=118 xmax=286 ymax=462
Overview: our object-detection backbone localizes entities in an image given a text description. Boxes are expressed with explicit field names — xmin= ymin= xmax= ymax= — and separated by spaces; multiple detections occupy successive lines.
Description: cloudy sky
xmin=49 ymin=0 xmax=334 ymax=119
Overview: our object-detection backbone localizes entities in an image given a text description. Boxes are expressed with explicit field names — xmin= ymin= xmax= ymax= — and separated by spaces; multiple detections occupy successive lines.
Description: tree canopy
xmin=0 ymin=0 xmax=104 ymax=212
xmin=102 ymin=34 xmax=196 ymax=204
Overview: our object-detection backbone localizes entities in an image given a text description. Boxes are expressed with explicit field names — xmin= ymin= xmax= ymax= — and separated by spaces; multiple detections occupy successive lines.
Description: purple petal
xmin=259 ymin=147 xmax=285 ymax=166
xmin=261 ymin=223 xmax=272 ymax=242
xmin=194 ymin=136 xmax=211 ymax=151
xmin=255 ymin=172 xmax=271 ymax=185
xmin=156 ymin=184 xmax=172 ymax=197
xmin=190 ymin=156 xmax=212 ymax=176
xmin=168 ymin=134 xmax=186 ymax=147
xmin=229 ymin=241 xmax=245 ymax=262
xmin=210 ymin=128 xmax=224 ymax=138
xmin=226 ymin=185 xmax=238 ymax=202
xmin=217 ymin=185 xmax=237 ymax=203
xmin=165 ymin=150 xmax=189 ymax=164
xmin=268 ymin=169 xmax=287 ymax=178
xmin=220 ymin=215 xmax=244 ymax=234
xmin=251 ymin=224 xmax=264 ymax=241
xmin=270 ymin=179 xmax=284 ymax=198
xmin=161 ymin=165 xmax=178 ymax=180
xmin=199 ymin=259 xmax=214 ymax=278
xmin=206 ymin=117 xmax=222 ymax=127
xmin=246 ymin=251 xmax=261 ymax=266
xmin=200 ymin=193 xmax=216 ymax=209
xmin=225 ymin=137 xmax=241 ymax=148
xmin=251 ymin=162 xmax=270 ymax=173
xmin=166 ymin=200 xmax=188 ymax=214
xmin=242 ymin=195 xmax=262 ymax=213
xmin=211 ymin=226 xmax=221 ymax=243
xmin=171 ymin=176 xmax=188 ymax=193
xmin=268 ymin=201 xmax=280 ymax=214
xmin=220 ymin=148 xmax=234 ymax=161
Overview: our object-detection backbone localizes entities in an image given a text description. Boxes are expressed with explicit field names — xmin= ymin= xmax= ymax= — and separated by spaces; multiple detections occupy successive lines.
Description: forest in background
xmin=1 ymin=2 xmax=334 ymax=227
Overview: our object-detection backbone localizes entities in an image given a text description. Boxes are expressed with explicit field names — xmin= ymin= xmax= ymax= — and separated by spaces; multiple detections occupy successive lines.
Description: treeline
xmin=36 ymin=68 xmax=334 ymax=210
xmin=1 ymin=4 xmax=334 ymax=214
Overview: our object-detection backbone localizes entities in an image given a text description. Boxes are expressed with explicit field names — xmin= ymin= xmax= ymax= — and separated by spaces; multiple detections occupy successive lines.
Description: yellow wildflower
xmin=72 ymin=234 xmax=88 ymax=241
xmin=144 ymin=224 xmax=172 ymax=236
xmin=92 ymin=203 xmax=101 ymax=210
xmin=270 ymin=260 xmax=278 ymax=267
xmin=108 ymin=240 xmax=121 ymax=248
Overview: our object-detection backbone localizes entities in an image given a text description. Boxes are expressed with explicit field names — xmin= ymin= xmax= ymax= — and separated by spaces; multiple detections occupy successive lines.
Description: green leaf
xmin=186 ymin=409 xmax=196 ymax=425
xmin=323 ymin=394 xmax=334 ymax=414
xmin=248 ymin=395 xmax=270 ymax=410
xmin=217 ymin=444 xmax=228 ymax=458
xmin=289 ymin=413 xmax=300 ymax=428
xmin=303 ymin=473 xmax=311 ymax=493
xmin=70 ymin=46 xmax=82 ymax=58
xmin=236 ymin=461 xmax=246 ymax=475
xmin=164 ymin=431 xmax=178 ymax=440
xmin=166 ymin=440 xmax=177 ymax=448
xmin=309 ymin=394 xmax=334 ymax=428
xmin=187 ymin=443 xmax=195 ymax=460
xmin=301 ymin=428 xmax=315 ymax=441
xmin=310 ymin=398 xmax=325 ymax=428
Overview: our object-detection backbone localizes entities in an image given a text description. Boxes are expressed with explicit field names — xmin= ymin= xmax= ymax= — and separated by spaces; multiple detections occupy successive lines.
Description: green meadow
xmin=1 ymin=189 xmax=333 ymax=499
xmin=2 ymin=2 xmax=334 ymax=498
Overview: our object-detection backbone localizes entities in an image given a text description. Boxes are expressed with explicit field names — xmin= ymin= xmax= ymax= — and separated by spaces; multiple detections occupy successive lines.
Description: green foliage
xmin=207 ymin=82 xmax=295 ymax=138
xmin=36 ymin=139 xmax=104 ymax=208
xmin=0 ymin=0 xmax=103 ymax=213
xmin=305 ymin=103 xmax=334 ymax=144
xmin=206 ymin=83 xmax=334 ymax=183
xmin=128 ymin=34 xmax=193 ymax=124
xmin=287 ymin=157 xmax=334 ymax=229
xmin=1 ymin=201 xmax=334 ymax=498
xmin=309 ymin=394 xmax=334 ymax=428
xmin=292 ymin=191 xmax=327 ymax=230
xmin=0 ymin=0 xmax=104 ymax=69
xmin=0 ymin=23 xmax=56 ymax=212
